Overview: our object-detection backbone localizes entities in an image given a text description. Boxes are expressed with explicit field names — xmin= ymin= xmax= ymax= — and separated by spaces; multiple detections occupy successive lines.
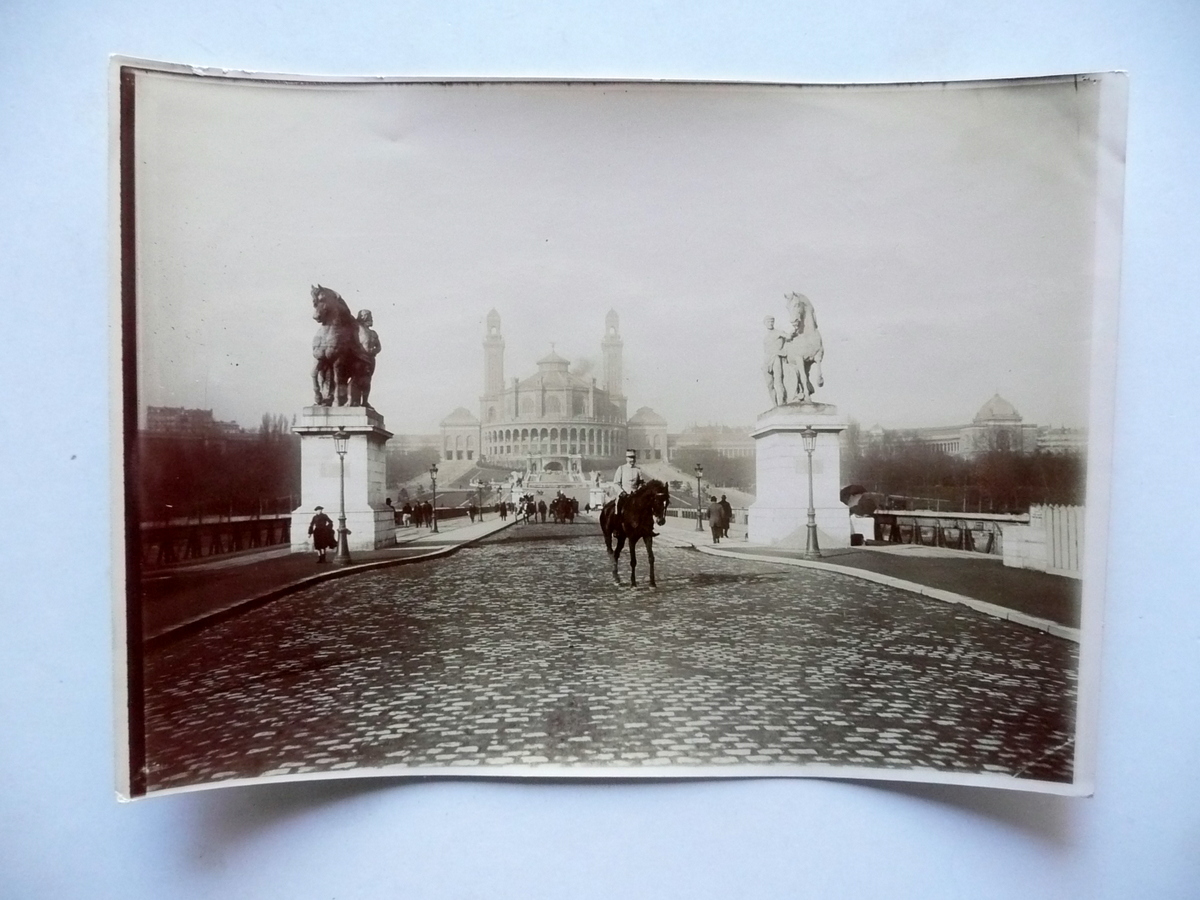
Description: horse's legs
xmin=628 ymin=538 xmax=638 ymax=587
xmin=795 ymin=357 xmax=810 ymax=402
xmin=645 ymin=536 xmax=656 ymax=588
xmin=313 ymin=361 xmax=328 ymax=406
xmin=335 ymin=361 xmax=350 ymax=406
xmin=611 ymin=535 xmax=625 ymax=585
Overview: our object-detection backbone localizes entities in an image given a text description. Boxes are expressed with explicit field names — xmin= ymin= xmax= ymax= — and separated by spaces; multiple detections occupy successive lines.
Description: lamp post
xmin=694 ymin=463 xmax=704 ymax=531
xmin=801 ymin=426 xmax=821 ymax=559
xmin=429 ymin=462 xmax=439 ymax=533
xmin=333 ymin=429 xmax=352 ymax=565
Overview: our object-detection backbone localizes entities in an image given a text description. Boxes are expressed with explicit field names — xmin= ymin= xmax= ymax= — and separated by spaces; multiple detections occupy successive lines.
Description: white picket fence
xmin=1001 ymin=504 xmax=1084 ymax=579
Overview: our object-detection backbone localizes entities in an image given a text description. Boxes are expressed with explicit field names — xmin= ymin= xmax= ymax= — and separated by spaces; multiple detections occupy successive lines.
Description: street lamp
xmin=332 ymin=429 xmax=352 ymax=565
xmin=695 ymin=463 xmax=704 ymax=531
xmin=801 ymin=426 xmax=821 ymax=559
xmin=429 ymin=462 xmax=439 ymax=533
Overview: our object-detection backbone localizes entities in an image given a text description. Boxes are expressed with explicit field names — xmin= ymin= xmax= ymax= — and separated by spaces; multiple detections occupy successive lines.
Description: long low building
xmin=866 ymin=395 xmax=1086 ymax=457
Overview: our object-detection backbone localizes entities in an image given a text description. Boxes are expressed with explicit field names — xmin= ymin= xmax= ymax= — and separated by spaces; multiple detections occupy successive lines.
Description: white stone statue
xmin=779 ymin=292 xmax=825 ymax=404
xmin=763 ymin=315 xmax=788 ymax=406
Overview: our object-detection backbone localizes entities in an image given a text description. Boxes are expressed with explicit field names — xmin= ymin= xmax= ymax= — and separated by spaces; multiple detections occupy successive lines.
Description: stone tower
xmin=483 ymin=308 xmax=505 ymax=395
xmin=602 ymin=309 xmax=623 ymax=398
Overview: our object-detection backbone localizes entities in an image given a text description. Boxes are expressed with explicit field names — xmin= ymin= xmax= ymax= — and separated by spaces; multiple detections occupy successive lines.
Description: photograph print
xmin=114 ymin=61 xmax=1126 ymax=798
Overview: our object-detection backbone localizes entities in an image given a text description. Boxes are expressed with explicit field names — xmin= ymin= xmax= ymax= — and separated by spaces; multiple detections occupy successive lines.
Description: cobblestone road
xmin=144 ymin=523 xmax=1077 ymax=790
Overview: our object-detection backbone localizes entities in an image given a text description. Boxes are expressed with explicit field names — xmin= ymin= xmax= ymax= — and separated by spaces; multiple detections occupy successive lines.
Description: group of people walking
xmin=385 ymin=499 xmax=435 ymax=529
xmin=706 ymin=494 xmax=734 ymax=544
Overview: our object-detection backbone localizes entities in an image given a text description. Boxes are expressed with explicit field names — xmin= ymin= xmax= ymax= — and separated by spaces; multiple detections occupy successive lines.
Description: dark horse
xmin=311 ymin=284 xmax=368 ymax=406
xmin=600 ymin=479 xmax=670 ymax=587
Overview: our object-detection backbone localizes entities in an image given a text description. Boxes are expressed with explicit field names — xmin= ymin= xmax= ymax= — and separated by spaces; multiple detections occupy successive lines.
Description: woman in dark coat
xmin=707 ymin=496 xmax=727 ymax=544
xmin=308 ymin=506 xmax=337 ymax=562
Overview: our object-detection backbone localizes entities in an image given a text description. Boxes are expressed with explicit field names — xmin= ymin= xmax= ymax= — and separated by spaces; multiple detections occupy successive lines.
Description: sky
xmin=132 ymin=71 xmax=1113 ymax=434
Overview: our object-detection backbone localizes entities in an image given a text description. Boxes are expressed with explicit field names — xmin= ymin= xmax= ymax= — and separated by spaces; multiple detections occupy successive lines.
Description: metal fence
xmin=139 ymin=515 xmax=292 ymax=568
xmin=871 ymin=510 xmax=1027 ymax=556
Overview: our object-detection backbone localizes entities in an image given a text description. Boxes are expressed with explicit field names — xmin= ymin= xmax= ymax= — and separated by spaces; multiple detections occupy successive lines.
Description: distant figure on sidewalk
xmin=538 ymin=499 xmax=547 ymax=523
xmin=307 ymin=506 xmax=337 ymax=562
xmin=401 ymin=501 xmax=413 ymax=527
xmin=386 ymin=497 xmax=397 ymax=524
xmin=468 ymin=503 xmax=478 ymax=523
xmin=707 ymin=495 xmax=726 ymax=544
xmin=719 ymin=494 xmax=733 ymax=538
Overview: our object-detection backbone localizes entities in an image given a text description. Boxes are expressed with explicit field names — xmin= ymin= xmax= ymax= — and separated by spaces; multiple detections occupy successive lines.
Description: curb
xmin=669 ymin=538 xmax=1080 ymax=644
xmin=144 ymin=520 xmax=516 ymax=648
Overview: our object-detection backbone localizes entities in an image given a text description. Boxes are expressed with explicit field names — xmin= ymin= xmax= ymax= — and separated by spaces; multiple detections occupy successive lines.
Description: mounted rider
xmin=612 ymin=448 xmax=647 ymax=519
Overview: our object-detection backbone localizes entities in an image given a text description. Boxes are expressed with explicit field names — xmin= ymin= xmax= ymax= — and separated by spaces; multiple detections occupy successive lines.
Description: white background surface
xmin=2 ymin=2 xmax=1197 ymax=897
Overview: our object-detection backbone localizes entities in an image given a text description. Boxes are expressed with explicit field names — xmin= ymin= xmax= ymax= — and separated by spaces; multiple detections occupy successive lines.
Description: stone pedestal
xmin=748 ymin=402 xmax=851 ymax=549
xmin=290 ymin=406 xmax=394 ymax=553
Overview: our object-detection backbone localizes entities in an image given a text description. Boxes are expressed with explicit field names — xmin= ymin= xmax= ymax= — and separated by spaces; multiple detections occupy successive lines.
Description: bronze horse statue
xmin=311 ymin=285 xmax=370 ymax=406
xmin=600 ymin=479 xmax=670 ymax=587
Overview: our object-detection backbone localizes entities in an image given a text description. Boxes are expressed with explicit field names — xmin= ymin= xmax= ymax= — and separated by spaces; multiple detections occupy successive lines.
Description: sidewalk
xmin=657 ymin=517 xmax=1082 ymax=640
xmin=139 ymin=515 xmax=515 ymax=644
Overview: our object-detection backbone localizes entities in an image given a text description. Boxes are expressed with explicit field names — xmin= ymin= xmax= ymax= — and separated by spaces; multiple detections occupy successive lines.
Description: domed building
xmin=961 ymin=394 xmax=1039 ymax=455
xmin=627 ymin=407 xmax=669 ymax=461
xmin=440 ymin=309 xmax=667 ymax=476
xmin=867 ymin=394 xmax=1073 ymax=458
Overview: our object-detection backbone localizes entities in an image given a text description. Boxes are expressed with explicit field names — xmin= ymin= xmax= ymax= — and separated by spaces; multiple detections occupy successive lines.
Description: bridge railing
xmin=870 ymin=510 xmax=1024 ymax=556
xmin=139 ymin=515 xmax=292 ymax=568
xmin=664 ymin=506 xmax=750 ymax=538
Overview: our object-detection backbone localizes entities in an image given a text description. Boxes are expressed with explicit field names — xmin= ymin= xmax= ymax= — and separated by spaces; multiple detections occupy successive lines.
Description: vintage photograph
xmin=114 ymin=63 xmax=1125 ymax=798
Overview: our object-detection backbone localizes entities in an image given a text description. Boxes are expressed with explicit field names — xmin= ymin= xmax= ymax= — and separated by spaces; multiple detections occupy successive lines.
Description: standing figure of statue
xmin=781 ymin=291 xmax=825 ymax=404
xmin=350 ymin=309 xmax=381 ymax=408
xmin=762 ymin=315 xmax=788 ymax=406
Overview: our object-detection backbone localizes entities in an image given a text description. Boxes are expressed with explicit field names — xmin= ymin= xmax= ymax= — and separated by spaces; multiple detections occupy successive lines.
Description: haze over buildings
xmin=134 ymin=76 xmax=1105 ymax=436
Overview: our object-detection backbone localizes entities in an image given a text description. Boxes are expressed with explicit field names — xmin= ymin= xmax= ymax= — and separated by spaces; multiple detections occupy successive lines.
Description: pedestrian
xmin=401 ymin=501 xmax=413 ymax=527
xmin=468 ymin=503 xmax=477 ymax=523
xmin=386 ymin=497 xmax=397 ymax=525
xmin=719 ymin=494 xmax=733 ymax=538
xmin=707 ymin=495 xmax=725 ymax=544
xmin=307 ymin=505 xmax=336 ymax=562
xmin=538 ymin=498 xmax=547 ymax=523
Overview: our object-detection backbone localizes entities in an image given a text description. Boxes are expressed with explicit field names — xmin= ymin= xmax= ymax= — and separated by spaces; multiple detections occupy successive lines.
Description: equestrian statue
xmin=763 ymin=291 xmax=825 ymax=407
xmin=310 ymin=284 xmax=381 ymax=407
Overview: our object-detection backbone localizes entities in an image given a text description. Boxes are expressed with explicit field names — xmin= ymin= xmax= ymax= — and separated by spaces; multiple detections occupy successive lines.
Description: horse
xmin=311 ymin=285 xmax=367 ymax=406
xmin=782 ymin=292 xmax=825 ymax=403
xmin=599 ymin=479 xmax=670 ymax=588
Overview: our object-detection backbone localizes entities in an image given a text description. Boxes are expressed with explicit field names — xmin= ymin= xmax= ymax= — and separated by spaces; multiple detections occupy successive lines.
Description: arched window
xmin=487 ymin=406 xmax=497 ymax=422
xmin=551 ymin=428 xmax=559 ymax=441
xmin=545 ymin=396 xmax=561 ymax=415
xmin=540 ymin=428 xmax=549 ymax=440
xmin=520 ymin=397 xmax=535 ymax=416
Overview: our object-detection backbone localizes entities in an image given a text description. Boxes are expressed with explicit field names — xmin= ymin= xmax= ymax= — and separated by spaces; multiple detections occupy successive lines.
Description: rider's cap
xmin=625 ymin=448 xmax=636 ymax=456
xmin=314 ymin=505 xmax=324 ymax=511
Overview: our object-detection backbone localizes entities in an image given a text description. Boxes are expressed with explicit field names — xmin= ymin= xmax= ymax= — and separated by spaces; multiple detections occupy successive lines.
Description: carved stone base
xmin=748 ymin=402 xmax=852 ymax=548
xmin=289 ymin=406 xmax=395 ymax=552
